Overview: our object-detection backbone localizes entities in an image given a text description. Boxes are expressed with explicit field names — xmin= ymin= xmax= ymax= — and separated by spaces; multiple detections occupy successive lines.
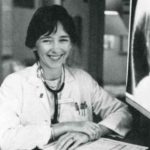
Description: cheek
xmin=37 ymin=50 xmax=44 ymax=58
xmin=64 ymin=44 xmax=72 ymax=54
xmin=37 ymin=45 xmax=49 ymax=56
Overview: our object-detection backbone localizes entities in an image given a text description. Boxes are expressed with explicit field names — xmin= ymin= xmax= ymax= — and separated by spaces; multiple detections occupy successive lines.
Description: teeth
xmin=49 ymin=55 xmax=62 ymax=60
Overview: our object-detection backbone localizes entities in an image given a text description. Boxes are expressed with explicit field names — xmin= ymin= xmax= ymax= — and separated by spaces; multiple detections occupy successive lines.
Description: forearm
xmin=52 ymin=121 xmax=112 ymax=141
xmin=99 ymin=107 xmax=132 ymax=137
xmin=51 ymin=122 xmax=76 ymax=140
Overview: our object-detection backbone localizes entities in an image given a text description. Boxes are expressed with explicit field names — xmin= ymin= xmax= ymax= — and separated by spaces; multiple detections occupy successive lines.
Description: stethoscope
xmin=38 ymin=62 xmax=65 ymax=124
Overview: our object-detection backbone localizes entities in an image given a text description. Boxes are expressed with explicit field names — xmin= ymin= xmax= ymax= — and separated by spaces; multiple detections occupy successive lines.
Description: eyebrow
xmin=39 ymin=35 xmax=70 ymax=40
xmin=60 ymin=35 xmax=70 ymax=38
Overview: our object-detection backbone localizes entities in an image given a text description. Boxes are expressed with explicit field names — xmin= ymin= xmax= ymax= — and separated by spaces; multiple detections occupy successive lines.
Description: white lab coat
xmin=0 ymin=64 xmax=132 ymax=150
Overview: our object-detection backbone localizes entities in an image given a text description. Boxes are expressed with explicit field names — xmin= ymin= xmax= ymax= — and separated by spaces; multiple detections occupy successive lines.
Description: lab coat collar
xmin=64 ymin=65 xmax=75 ymax=83
xmin=25 ymin=63 xmax=43 ymax=88
xmin=27 ymin=63 xmax=75 ymax=87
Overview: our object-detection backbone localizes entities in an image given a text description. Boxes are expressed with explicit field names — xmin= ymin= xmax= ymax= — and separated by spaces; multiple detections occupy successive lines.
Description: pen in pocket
xmin=75 ymin=102 xmax=80 ymax=114
xmin=81 ymin=102 xmax=84 ymax=116
xmin=80 ymin=101 xmax=88 ymax=116
xmin=83 ymin=101 xmax=87 ymax=116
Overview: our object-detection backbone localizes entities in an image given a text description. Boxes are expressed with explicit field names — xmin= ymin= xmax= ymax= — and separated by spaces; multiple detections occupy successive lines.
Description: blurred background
xmin=0 ymin=0 xmax=130 ymax=100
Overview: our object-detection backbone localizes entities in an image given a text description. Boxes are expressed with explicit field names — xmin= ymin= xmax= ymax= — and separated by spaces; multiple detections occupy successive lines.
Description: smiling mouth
xmin=48 ymin=54 xmax=64 ymax=61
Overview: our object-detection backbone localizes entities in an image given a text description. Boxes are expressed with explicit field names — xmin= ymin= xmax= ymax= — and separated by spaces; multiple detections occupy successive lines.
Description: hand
xmin=56 ymin=132 xmax=89 ymax=150
xmin=71 ymin=121 xmax=101 ymax=141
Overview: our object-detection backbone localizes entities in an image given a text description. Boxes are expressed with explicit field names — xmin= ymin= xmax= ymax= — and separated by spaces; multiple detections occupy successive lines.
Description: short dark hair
xmin=25 ymin=5 xmax=78 ymax=49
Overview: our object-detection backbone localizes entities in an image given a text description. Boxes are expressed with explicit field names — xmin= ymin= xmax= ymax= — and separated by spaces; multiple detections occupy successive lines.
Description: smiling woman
xmin=35 ymin=23 xmax=72 ymax=76
xmin=0 ymin=5 xmax=132 ymax=150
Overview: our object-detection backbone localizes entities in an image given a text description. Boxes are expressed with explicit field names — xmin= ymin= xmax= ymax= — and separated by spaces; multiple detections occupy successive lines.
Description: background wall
xmin=103 ymin=38 xmax=127 ymax=84
xmin=12 ymin=8 xmax=34 ymax=61
xmin=103 ymin=0 xmax=130 ymax=96
xmin=63 ymin=0 xmax=89 ymax=70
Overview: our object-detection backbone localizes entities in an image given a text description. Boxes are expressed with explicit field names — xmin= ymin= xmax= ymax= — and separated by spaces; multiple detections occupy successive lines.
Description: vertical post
xmin=1 ymin=0 xmax=13 ymax=56
xmin=0 ymin=0 xmax=13 ymax=83
xmin=88 ymin=0 xmax=105 ymax=85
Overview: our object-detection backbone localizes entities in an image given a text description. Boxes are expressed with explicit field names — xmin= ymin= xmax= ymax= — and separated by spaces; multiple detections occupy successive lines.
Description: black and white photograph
xmin=0 ymin=0 xmax=149 ymax=150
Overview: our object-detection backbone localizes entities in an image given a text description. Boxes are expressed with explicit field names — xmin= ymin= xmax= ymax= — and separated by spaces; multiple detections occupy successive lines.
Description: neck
xmin=40 ymin=64 xmax=62 ymax=81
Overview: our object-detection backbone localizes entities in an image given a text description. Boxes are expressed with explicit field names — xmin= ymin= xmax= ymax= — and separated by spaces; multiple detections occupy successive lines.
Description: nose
xmin=51 ymin=40 xmax=60 ymax=53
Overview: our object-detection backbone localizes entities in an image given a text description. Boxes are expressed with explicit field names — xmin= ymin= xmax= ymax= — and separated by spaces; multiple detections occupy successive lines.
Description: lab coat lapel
xmin=62 ymin=67 xmax=81 ymax=104
xmin=27 ymin=64 xmax=51 ymax=120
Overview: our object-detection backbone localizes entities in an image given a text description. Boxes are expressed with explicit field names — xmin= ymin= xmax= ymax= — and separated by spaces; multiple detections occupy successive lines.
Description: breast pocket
xmin=58 ymin=101 xmax=78 ymax=122
xmin=58 ymin=99 xmax=91 ymax=122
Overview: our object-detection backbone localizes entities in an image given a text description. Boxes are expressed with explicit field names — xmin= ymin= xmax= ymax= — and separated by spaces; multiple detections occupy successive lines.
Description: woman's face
xmin=35 ymin=22 xmax=72 ymax=70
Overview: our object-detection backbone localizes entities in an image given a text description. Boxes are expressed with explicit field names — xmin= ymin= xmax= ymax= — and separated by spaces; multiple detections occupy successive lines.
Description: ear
xmin=32 ymin=48 xmax=39 ymax=61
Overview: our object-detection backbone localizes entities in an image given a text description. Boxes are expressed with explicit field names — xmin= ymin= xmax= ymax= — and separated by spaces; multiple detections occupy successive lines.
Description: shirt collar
xmin=27 ymin=63 xmax=75 ymax=87
xmin=64 ymin=65 xmax=75 ymax=83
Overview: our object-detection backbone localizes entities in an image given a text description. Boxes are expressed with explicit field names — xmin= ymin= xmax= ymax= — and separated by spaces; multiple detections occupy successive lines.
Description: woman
xmin=0 ymin=5 xmax=132 ymax=150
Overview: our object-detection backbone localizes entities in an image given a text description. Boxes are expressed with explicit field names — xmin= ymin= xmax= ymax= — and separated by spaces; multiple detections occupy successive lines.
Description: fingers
xmin=71 ymin=121 xmax=101 ymax=141
xmin=68 ymin=132 xmax=89 ymax=150
xmin=81 ymin=122 xmax=101 ymax=140
xmin=84 ymin=128 xmax=96 ymax=140
xmin=56 ymin=132 xmax=89 ymax=150
xmin=56 ymin=133 xmax=74 ymax=150
xmin=60 ymin=138 xmax=75 ymax=150
xmin=89 ymin=123 xmax=101 ymax=139
xmin=68 ymin=140 xmax=81 ymax=150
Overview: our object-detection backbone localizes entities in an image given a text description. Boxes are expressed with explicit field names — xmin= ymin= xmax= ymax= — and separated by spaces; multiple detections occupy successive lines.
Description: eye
xmin=59 ymin=38 xmax=70 ymax=42
xmin=42 ymin=39 xmax=53 ymax=43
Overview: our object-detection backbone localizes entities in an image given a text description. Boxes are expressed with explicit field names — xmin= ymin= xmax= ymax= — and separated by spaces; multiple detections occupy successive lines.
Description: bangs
xmin=25 ymin=5 xmax=78 ymax=48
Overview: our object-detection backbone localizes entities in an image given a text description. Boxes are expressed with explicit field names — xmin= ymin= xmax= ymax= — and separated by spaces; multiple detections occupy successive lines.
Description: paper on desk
xmin=76 ymin=138 xmax=148 ymax=150
xmin=43 ymin=138 xmax=148 ymax=150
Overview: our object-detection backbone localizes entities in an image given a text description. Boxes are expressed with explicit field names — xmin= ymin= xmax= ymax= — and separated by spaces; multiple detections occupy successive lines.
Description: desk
xmin=41 ymin=133 xmax=148 ymax=150
xmin=125 ymin=95 xmax=150 ymax=149
xmin=31 ymin=129 xmax=149 ymax=150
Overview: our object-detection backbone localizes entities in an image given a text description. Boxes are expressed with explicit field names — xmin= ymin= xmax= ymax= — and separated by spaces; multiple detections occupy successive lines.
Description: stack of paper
xmin=43 ymin=138 xmax=148 ymax=150
xmin=76 ymin=138 xmax=148 ymax=150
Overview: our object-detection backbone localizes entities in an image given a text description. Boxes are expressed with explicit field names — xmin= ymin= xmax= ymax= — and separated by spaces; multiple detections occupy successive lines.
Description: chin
xmin=48 ymin=63 xmax=63 ymax=69
xmin=48 ymin=59 xmax=66 ymax=68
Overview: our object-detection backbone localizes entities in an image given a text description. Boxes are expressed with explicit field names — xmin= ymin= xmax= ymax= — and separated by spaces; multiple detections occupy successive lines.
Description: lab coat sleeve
xmin=0 ymin=74 xmax=52 ymax=150
xmin=91 ymin=79 xmax=132 ymax=137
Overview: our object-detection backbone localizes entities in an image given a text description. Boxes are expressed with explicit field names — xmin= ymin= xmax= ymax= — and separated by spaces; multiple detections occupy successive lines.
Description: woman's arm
xmin=92 ymin=82 xmax=132 ymax=137
xmin=51 ymin=121 xmax=112 ymax=142
xmin=75 ymin=69 xmax=132 ymax=138
xmin=53 ymin=124 xmax=112 ymax=150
